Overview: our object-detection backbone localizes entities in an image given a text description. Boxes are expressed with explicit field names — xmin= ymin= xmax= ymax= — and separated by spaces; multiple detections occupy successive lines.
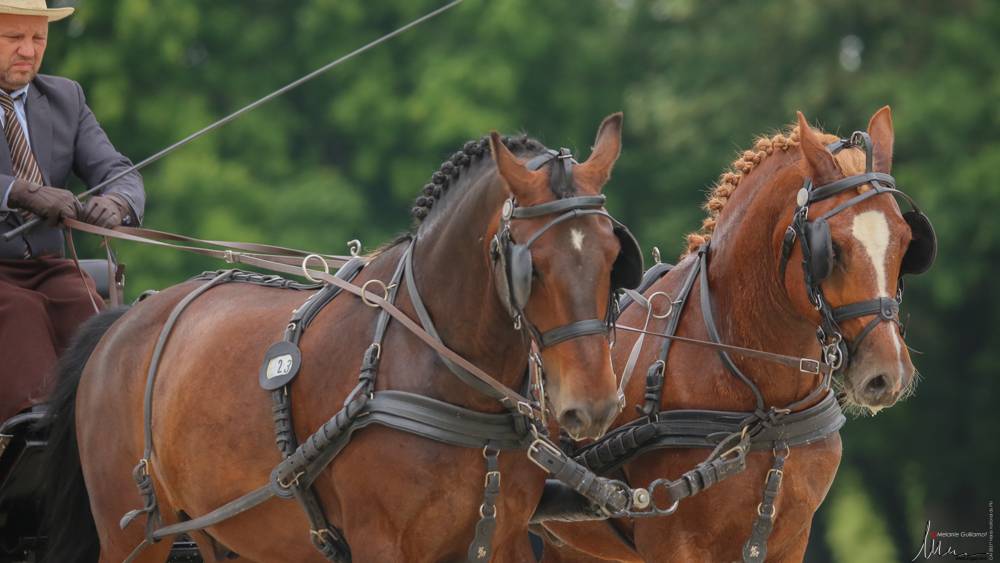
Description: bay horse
xmin=540 ymin=107 xmax=934 ymax=561
xmin=42 ymin=114 xmax=640 ymax=562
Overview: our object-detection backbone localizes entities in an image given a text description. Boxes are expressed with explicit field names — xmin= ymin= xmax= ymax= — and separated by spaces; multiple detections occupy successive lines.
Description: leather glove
xmin=82 ymin=194 xmax=132 ymax=228
xmin=7 ymin=179 xmax=81 ymax=227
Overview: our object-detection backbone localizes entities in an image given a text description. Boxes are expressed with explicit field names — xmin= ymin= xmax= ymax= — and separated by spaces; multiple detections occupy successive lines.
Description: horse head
xmin=488 ymin=113 xmax=636 ymax=439
xmin=780 ymin=108 xmax=933 ymax=411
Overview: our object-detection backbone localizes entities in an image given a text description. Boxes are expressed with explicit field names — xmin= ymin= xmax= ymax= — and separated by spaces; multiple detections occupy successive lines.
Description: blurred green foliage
xmin=43 ymin=0 xmax=997 ymax=559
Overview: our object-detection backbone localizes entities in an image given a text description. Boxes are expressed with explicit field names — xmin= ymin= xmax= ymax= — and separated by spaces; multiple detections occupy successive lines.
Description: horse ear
xmin=489 ymin=131 xmax=546 ymax=202
xmin=575 ymin=112 xmax=623 ymax=192
xmin=797 ymin=111 xmax=840 ymax=185
xmin=867 ymin=105 xmax=894 ymax=173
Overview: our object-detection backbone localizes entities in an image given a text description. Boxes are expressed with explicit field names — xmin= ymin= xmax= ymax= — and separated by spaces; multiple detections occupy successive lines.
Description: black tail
xmin=39 ymin=306 xmax=130 ymax=563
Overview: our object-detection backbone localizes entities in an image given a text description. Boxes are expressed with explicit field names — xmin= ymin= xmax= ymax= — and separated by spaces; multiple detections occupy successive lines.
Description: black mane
xmin=409 ymin=134 xmax=558 ymax=227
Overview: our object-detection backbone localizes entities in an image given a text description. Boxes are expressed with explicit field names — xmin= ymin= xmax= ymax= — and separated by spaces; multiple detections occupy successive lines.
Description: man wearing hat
xmin=0 ymin=0 xmax=145 ymax=422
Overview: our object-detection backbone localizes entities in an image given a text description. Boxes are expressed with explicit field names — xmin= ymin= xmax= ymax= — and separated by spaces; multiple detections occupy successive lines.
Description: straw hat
xmin=0 ymin=0 xmax=74 ymax=22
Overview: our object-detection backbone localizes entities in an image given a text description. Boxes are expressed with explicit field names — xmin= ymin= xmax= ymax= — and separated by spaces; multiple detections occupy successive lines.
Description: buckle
xmin=799 ymin=358 xmax=821 ymax=374
xmin=484 ymin=470 xmax=501 ymax=488
xmin=526 ymin=438 xmax=563 ymax=472
xmin=766 ymin=468 xmax=784 ymax=485
xmin=516 ymin=401 xmax=534 ymax=417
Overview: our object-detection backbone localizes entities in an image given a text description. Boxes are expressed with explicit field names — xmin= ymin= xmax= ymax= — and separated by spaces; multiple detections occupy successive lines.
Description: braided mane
xmin=684 ymin=125 xmax=802 ymax=254
xmin=410 ymin=134 xmax=549 ymax=225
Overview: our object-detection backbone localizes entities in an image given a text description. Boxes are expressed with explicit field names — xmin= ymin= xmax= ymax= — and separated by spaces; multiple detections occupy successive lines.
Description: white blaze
xmin=851 ymin=211 xmax=903 ymax=370
xmin=570 ymin=228 xmax=584 ymax=252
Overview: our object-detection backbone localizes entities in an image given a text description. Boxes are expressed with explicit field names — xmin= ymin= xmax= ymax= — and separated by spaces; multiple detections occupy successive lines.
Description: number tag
xmin=259 ymin=341 xmax=302 ymax=390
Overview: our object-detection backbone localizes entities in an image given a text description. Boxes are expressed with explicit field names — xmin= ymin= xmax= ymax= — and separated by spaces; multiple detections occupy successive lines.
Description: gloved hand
xmin=82 ymin=194 xmax=132 ymax=228
xmin=8 ymin=179 xmax=81 ymax=226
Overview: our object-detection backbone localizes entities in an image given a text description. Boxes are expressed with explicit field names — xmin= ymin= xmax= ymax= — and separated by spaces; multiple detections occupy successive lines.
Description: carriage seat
xmin=79 ymin=259 xmax=114 ymax=300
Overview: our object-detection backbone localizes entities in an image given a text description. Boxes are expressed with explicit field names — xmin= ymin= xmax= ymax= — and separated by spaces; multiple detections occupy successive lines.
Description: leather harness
xmin=111 ymin=187 xmax=648 ymax=561
xmin=531 ymin=133 xmax=934 ymax=562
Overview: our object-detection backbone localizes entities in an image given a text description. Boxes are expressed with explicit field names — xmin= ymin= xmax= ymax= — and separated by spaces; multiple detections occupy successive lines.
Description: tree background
xmin=46 ymin=0 xmax=997 ymax=560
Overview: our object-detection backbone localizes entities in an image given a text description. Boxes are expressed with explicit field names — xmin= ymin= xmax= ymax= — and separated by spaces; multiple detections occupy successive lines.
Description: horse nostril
xmin=865 ymin=374 xmax=889 ymax=396
xmin=558 ymin=408 xmax=592 ymax=436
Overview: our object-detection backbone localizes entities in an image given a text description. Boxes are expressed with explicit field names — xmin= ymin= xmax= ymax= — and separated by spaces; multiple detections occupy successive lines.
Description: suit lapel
xmin=25 ymin=83 xmax=52 ymax=185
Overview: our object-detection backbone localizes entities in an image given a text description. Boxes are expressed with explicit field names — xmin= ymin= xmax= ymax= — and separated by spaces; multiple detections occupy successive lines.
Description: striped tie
xmin=0 ymin=94 xmax=44 ymax=186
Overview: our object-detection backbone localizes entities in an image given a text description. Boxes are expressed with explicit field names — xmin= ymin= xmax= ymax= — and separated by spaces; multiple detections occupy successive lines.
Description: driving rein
xmin=109 ymin=155 xmax=649 ymax=562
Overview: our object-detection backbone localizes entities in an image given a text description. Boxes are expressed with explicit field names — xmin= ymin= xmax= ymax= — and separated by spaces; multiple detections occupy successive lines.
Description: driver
xmin=0 ymin=0 xmax=145 ymax=422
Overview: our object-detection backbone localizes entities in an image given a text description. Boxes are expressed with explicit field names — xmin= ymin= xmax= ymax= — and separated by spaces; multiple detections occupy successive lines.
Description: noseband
xmin=779 ymin=131 xmax=937 ymax=371
xmin=490 ymin=148 xmax=643 ymax=349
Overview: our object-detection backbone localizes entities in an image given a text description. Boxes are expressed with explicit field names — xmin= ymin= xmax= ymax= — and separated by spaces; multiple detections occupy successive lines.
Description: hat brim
xmin=0 ymin=7 xmax=74 ymax=22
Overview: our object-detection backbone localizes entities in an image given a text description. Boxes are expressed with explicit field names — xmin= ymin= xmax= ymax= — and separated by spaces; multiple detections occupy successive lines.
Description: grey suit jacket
xmin=0 ymin=74 xmax=145 ymax=259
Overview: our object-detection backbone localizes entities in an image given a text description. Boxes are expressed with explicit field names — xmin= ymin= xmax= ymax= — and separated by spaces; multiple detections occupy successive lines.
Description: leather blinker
xmin=805 ymin=218 xmax=834 ymax=283
xmin=900 ymin=210 xmax=937 ymax=276
xmin=612 ymin=225 xmax=644 ymax=291
xmin=508 ymin=243 xmax=533 ymax=312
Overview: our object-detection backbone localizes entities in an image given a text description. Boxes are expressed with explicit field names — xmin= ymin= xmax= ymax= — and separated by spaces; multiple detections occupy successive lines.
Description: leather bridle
xmin=490 ymin=148 xmax=643 ymax=350
xmin=779 ymin=131 xmax=935 ymax=374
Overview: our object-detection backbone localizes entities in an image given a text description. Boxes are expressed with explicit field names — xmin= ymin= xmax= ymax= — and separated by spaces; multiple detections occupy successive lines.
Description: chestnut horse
xmin=541 ymin=108 xmax=933 ymax=561
xmin=42 ymin=114 xmax=636 ymax=562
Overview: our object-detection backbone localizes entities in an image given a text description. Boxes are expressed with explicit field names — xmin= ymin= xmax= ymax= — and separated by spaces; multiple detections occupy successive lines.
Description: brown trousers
xmin=0 ymin=258 xmax=102 ymax=422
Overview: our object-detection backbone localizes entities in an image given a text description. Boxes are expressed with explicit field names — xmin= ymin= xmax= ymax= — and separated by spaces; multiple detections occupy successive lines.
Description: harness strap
xmin=573 ymin=391 xmax=843 ymax=475
xmin=698 ymin=248 xmax=766 ymax=411
xmin=539 ymin=319 xmax=607 ymax=348
xmin=467 ymin=444 xmax=502 ymax=561
xmin=271 ymin=258 xmax=373 ymax=561
xmin=509 ymin=194 xmax=604 ymax=219
xmin=403 ymin=243 xmax=518 ymax=402
xmin=641 ymin=256 xmax=700 ymax=416
xmin=615 ymin=326 xmax=827 ymax=376
xmin=120 ymin=270 xmax=234 ymax=541
xmin=526 ymin=439 xmax=630 ymax=517
xmin=742 ymin=443 xmax=788 ymax=563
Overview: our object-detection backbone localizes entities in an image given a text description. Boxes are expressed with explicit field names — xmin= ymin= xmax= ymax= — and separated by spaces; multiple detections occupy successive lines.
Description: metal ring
xmin=647 ymin=291 xmax=674 ymax=319
xmin=757 ymin=502 xmax=776 ymax=518
xmin=301 ymin=254 xmax=330 ymax=283
xmin=647 ymin=479 xmax=679 ymax=513
xmin=360 ymin=279 xmax=388 ymax=308
xmin=347 ymin=239 xmax=362 ymax=257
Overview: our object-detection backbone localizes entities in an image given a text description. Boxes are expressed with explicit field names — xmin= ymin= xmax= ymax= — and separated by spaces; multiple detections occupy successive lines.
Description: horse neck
xmin=693 ymin=155 xmax=825 ymax=409
xmin=408 ymin=168 xmax=529 ymax=407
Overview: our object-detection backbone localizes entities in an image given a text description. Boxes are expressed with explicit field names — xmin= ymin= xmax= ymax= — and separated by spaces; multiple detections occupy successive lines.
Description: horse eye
xmin=831 ymin=242 xmax=841 ymax=263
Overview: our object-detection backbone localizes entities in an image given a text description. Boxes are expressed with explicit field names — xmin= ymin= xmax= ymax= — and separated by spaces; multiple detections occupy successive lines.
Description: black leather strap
xmin=510 ymin=195 xmax=606 ymax=219
xmin=574 ymin=391 xmax=843 ymax=475
xmin=807 ymin=172 xmax=896 ymax=203
xmin=539 ymin=319 xmax=607 ymax=348
xmin=742 ymin=443 xmax=788 ymax=563
xmin=526 ymin=439 xmax=630 ymax=516
xmin=698 ymin=248 xmax=766 ymax=411
xmin=832 ymin=296 xmax=898 ymax=322
xmin=639 ymin=257 xmax=698 ymax=416
xmin=467 ymin=444 xmax=502 ymax=561
xmin=120 ymin=270 xmax=235 ymax=541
